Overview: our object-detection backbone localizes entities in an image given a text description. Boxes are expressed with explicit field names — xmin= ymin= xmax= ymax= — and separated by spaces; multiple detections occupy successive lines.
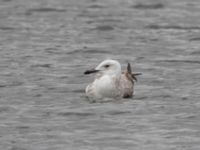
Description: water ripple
xmin=67 ymin=49 xmax=111 ymax=54
xmin=26 ymin=8 xmax=66 ymax=13
xmin=146 ymin=25 xmax=200 ymax=30
xmin=189 ymin=37 xmax=200 ymax=41
xmin=25 ymin=8 xmax=66 ymax=15
xmin=87 ymin=4 xmax=106 ymax=9
xmin=157 ymin=60 xmax=200 ymax=64
xmin=31 ymin=64 xmax=52 ymax=68
xmin=0 ymin=81 xmax=24 ymax=88
xmin=94 ymin=25 xmax=114 ymax=31
xmin=132 ymin=3 xmax=164 ymax=9
xmin=107 ymin=110 xmax=131 ymax=116
xmin=0 ymin=27 xmax=15 ymax=31
xmin=57 ymin=112 xmax=94 ymax=117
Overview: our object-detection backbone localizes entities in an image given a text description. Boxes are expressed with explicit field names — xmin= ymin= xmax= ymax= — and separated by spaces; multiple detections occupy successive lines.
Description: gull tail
xmin=126 ymin=63 xmax=142 ymax=82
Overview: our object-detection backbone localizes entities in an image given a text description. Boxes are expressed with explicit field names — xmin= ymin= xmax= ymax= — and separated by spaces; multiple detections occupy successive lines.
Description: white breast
xmin=86 ymin=75 xmax=121 ymax=99
xmin=95 ymin=75 xmax=114 ymax=97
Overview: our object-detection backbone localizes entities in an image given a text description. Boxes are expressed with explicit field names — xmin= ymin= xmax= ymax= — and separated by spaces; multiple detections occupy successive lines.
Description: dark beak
xmin=84 ymin=69 xmax=99 ymax=75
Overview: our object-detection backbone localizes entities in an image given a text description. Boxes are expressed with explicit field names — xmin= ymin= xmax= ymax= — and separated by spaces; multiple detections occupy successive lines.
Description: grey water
xmin=0 ymin=0 xmax=200 ymax=150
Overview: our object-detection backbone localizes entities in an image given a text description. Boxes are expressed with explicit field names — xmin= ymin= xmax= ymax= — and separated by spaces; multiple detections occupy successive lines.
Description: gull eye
xmin=104 ymin=65 xmax=110 ymax=68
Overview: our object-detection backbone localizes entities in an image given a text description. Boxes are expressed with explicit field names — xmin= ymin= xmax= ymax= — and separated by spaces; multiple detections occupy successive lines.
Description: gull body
xmin=84 ymin=59 xmax=140 ymax=100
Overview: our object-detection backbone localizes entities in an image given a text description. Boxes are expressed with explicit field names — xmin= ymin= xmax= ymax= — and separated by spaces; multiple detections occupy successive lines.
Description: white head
xmin=84 ymin=59 xmax=121 ymax=77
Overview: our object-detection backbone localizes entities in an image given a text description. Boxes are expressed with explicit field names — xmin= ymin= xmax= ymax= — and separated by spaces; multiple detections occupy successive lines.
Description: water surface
xmin=0 ymin=0 xmax=200 ymax=150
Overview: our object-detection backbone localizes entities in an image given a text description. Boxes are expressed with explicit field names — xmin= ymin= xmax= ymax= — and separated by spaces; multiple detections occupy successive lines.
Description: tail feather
xmin=126 ymin=63 xmax=142 ymax=82
xmin=127 ymin=63 xmax=132 ymax=74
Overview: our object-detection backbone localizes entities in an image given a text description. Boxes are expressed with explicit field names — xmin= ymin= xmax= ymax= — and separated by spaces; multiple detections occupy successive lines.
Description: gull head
xmin=84 ymin=59 xmax=121 ymax=77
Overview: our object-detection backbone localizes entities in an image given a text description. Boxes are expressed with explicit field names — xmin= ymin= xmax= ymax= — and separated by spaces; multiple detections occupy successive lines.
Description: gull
xmin=84 ymin=59 xmax=141 ymax=100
